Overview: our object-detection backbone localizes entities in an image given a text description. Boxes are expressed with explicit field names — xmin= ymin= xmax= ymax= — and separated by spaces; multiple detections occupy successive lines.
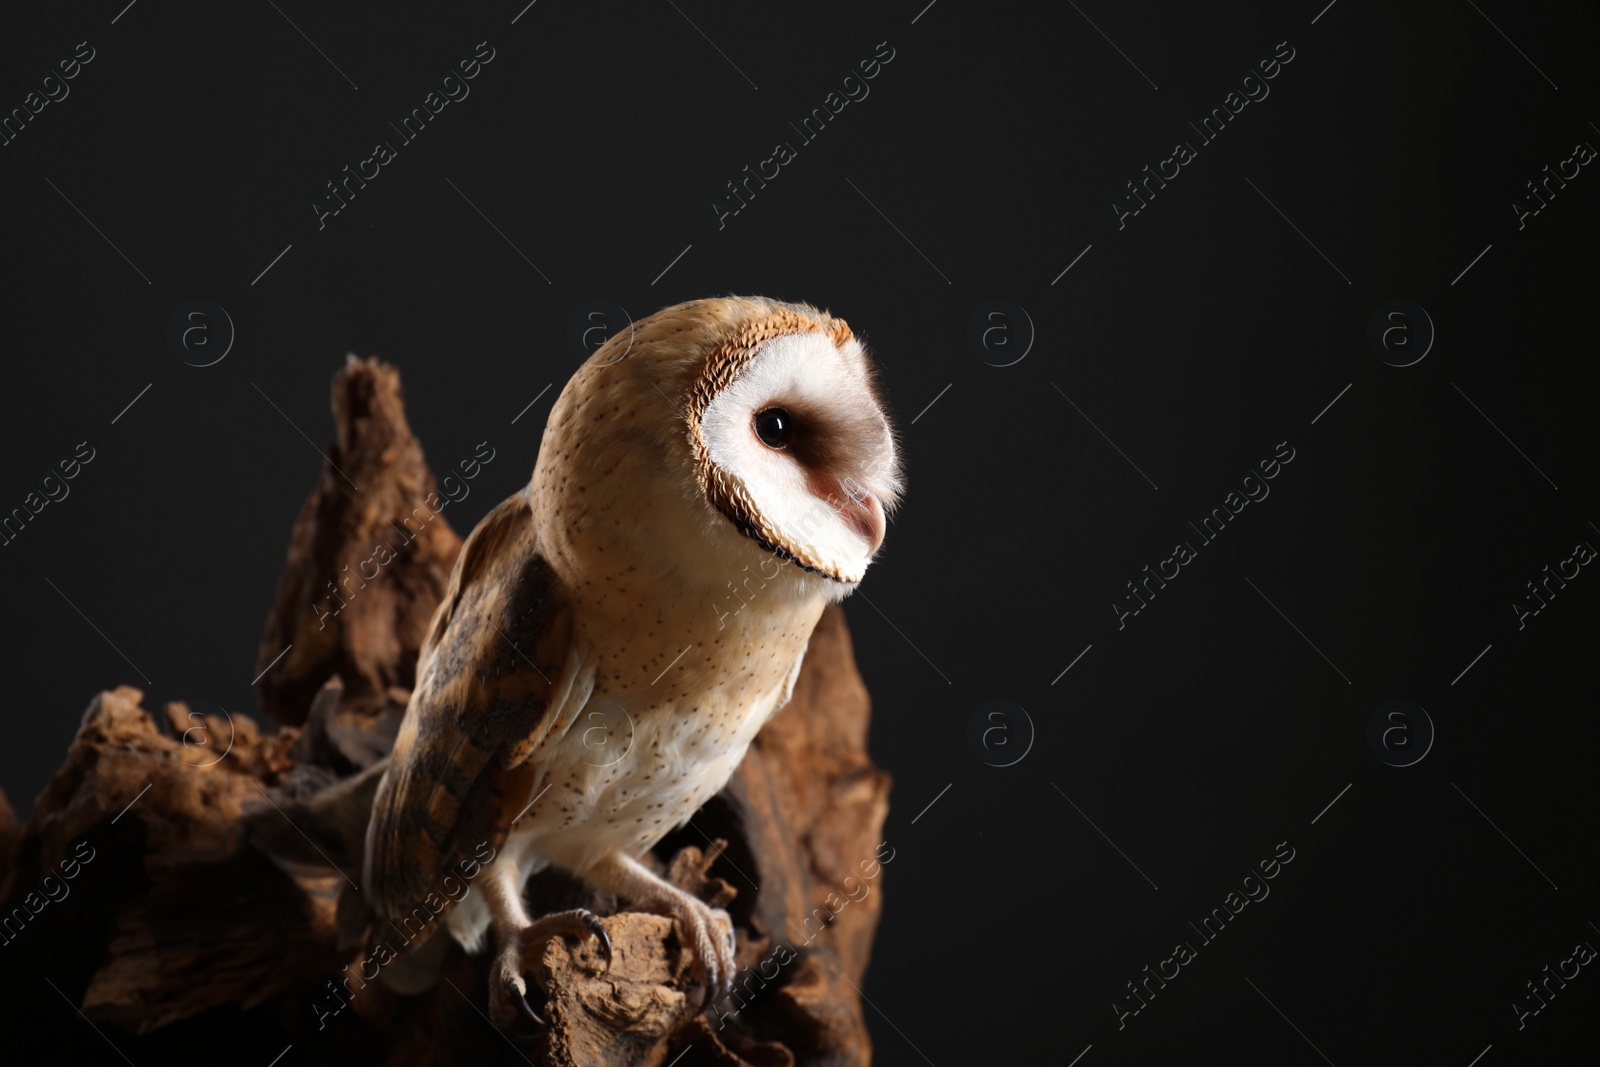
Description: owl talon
xmin=509 ymin=977 xmax=545 ymax=1026
xmin=488 ymin=908 xmax=615 ymax=1028
xmin=641 ymin=891 xmax=737 ymax=1007
xmin=490 ymin=971 xmax=546 ymax=1028
xmin=515 ymin=907 xmax=613 ymax=973
xmin=581 ymin=911 xmax=614 ymax=971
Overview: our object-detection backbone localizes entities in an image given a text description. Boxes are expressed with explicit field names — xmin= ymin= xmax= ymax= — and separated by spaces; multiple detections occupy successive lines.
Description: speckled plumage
xmin=363 ymin=296 xmax=902 ymax=1019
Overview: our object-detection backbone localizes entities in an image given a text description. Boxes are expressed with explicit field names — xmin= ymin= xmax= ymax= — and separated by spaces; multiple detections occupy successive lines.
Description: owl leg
xmin=584 ymin=850 xmax=737 ymax=1006
xmin=481 ymin=856 xmax=612 ymax=1027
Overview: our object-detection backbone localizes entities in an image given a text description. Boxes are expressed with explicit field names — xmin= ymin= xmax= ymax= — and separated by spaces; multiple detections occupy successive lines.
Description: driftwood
xmin=255 ymin=356 xmax=465 ymax=727
xmin=0 ymin=357 xmax=890 ymax=1066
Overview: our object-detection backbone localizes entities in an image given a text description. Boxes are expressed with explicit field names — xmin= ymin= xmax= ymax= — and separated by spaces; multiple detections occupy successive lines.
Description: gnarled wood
xmin=0 ymin=357 xmax=888 ymax=1066
xmin=255 ymin=356 xmax=464 ymax=726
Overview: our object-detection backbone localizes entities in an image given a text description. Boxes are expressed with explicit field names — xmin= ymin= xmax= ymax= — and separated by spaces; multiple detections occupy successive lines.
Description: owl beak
xmin=843 ymin=493 xmax=885 ymax=554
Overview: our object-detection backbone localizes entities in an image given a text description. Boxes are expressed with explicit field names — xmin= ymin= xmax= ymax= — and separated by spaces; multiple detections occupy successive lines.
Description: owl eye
xmin=753 ymin=407 xmax=791 ymax=449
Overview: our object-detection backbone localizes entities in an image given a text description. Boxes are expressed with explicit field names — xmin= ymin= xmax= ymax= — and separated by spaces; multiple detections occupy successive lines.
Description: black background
xmin=2 ymin=1 xmax=1598 ymax=1063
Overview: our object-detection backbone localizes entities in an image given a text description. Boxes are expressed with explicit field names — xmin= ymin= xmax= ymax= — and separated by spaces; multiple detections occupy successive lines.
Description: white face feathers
xmin=699 ymin=331 xmax=902 ymax=586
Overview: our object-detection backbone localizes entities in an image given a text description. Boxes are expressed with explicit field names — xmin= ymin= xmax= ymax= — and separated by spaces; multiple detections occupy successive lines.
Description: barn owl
xmin=363 ymin=296 xmax=902 ymax=1024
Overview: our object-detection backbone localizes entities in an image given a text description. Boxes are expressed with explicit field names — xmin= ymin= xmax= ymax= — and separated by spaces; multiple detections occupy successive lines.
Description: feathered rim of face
xmin=684 ymin=305 xmax=901 ymax=584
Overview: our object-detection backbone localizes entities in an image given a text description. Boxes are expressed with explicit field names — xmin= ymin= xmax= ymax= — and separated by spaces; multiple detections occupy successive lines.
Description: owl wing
xmin=363 ymin=487 xmax=583 ymax=928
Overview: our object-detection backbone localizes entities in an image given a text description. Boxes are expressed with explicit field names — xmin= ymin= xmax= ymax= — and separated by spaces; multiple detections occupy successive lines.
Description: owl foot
xmin=645 ymin=891 xmax=737 ymax=1006
xmin=582 ymin=851 xmax=739 ymax=1010
xmin=488 ymin=908 xmax=613 ymax=1027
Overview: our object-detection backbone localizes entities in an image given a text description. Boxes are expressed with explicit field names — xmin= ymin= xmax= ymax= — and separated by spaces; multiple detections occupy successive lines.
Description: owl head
xmin=533 ymin=297 xmax=903 ymax=601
